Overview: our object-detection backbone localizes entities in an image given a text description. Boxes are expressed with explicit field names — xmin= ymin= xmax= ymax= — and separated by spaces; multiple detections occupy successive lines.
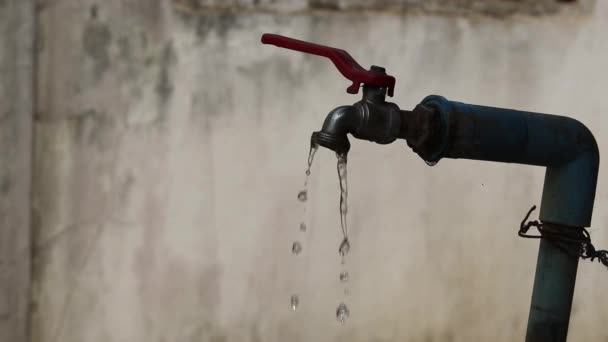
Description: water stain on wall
xmin=198 ymin=14 xmax=239 ymax=41
xmin=172 ymin=5 xmax=241 ymax=43
xmin=117 ymin=36 xmax=131 ymax=61
xmin=155 ymin=42 xmax=177 ymax=104
xmin=82 ymin=20 xmax=112 ymax=81
xmin=0 ymin=174 xmax=10 ymax=195
xmin=71 ymin=109 xmax=117 ymax=152
xmin=237 ymin=55 xmax=310 ymax=121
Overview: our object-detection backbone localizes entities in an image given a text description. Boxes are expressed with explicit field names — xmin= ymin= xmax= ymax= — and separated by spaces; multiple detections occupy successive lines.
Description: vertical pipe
xmin=527 ymin=148 xmax=598 ymax=341
xmin=525 ymin=234 xmax=581 ymax=342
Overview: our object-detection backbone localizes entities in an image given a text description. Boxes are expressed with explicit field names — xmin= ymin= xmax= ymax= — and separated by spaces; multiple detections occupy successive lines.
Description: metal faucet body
xmin=312 ymin=79 xmax=401 ymax=154
xmin=311 ymin=66 xmax=401 ymax=153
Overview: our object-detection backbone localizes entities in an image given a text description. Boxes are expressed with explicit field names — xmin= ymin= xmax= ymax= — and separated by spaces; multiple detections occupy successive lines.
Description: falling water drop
xmin=291 ymin=295 xmax=299 ymax=310
xmin=336 ymin=303 xmax=349 ymax=324
xmin=297 ymin=190 xmax=307 ymax=202
xmin=292 ymin=241 xmax=302 ymax=255
xmin=288 ymin=145 xmax=317 ymax=315
xmin=339 ymin=271 xmax=349 ymax=282
xmin=425 ymin=160 xmax=437 ymax=166
xmin=338 ymin=238 xmax=350 ymax=257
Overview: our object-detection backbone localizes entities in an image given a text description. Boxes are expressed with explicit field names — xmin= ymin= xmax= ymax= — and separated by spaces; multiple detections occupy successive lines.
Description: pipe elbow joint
xmin=570 ymin=118 xmax=599 ymax=163
xmin=540 ymin=118 xmax=600 ymax=227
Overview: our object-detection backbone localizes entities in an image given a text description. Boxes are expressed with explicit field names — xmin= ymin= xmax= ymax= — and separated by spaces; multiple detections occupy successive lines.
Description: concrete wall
xmin=0 ymin=1 xmax=34 ymax=341
xmin=174 ymin=0 xmax=596 ymax=16
xmin=26 ymin=0 xmax=608 ymax=341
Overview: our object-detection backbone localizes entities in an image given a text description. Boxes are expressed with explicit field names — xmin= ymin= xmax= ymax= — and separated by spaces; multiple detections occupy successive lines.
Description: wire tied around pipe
xmin=520 ymin=205 xmax=608 ymax=268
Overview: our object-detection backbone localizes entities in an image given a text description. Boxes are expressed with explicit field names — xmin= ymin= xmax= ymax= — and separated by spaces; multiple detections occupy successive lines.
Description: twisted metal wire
xmin=519 ymin=205 xmax=608 ymax=268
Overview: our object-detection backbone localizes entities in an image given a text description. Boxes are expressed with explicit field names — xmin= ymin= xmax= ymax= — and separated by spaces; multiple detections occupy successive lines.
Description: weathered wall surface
xmin=0 ymin=1 xmax=33 ymax=342
xmin=31 ymin=1 xmax=608 ymax=342
xmin=175 ymin=0 xmax=595 ymax=16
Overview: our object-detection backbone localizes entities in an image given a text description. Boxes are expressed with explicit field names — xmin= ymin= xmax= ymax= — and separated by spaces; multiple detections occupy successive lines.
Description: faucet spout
xmin=311 ymin=106 xmax=356 ymax=154
xmin=311 ymin=84 xmax=402 ymax=154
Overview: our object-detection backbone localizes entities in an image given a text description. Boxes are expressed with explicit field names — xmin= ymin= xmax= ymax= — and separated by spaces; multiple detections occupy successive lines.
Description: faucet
xmin=262 ymin=34 xmax=600 ymax=342
xmin=311 ymin=72 xmax=401 ymax=155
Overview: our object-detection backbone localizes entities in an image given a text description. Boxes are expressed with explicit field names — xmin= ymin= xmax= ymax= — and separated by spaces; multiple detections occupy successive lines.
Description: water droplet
xmin=305 ymin=169 xmax=310 ymax=176
xmin=292 ymin=241 xmax=302 ymax=255
xmin=336 ymin=303 xmax=349 ymax=324
xmin=338 ymin=238 xmax=350 ymax=257
xmin=339 ymin=271 xmax=349 ymax=282
xmin=297 ymin=190 xmax=307 ymax=202
xmin=291 ymin=295 xmax=299 ymax=310
xmin=425 ymin=160 xmax=437 ymax=166
xmin=299 ymin=222 xmax=307 ymax=232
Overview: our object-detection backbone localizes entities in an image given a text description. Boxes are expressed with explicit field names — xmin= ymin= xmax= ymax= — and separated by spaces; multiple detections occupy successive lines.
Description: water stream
xmin=289 ymin=146 xmax=351 ymax=324
xmin=336 ymin=152 xmax=350 ymax=323
xmin=290 ymin=144 xmax=318 ymax=311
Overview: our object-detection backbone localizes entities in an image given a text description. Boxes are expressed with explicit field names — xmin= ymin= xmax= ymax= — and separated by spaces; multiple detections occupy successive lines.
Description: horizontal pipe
xmin=419 ymin=95 xmax=599 ymax=227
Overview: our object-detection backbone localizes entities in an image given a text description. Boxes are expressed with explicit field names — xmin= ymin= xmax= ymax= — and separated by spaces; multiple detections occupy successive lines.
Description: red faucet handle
xmin=261 ymin=33 xmax=395 ymax=97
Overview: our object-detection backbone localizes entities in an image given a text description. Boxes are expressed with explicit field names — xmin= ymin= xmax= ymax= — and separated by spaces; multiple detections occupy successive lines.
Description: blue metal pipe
xmin=418 ymin=95 xmax=600 ymax=341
